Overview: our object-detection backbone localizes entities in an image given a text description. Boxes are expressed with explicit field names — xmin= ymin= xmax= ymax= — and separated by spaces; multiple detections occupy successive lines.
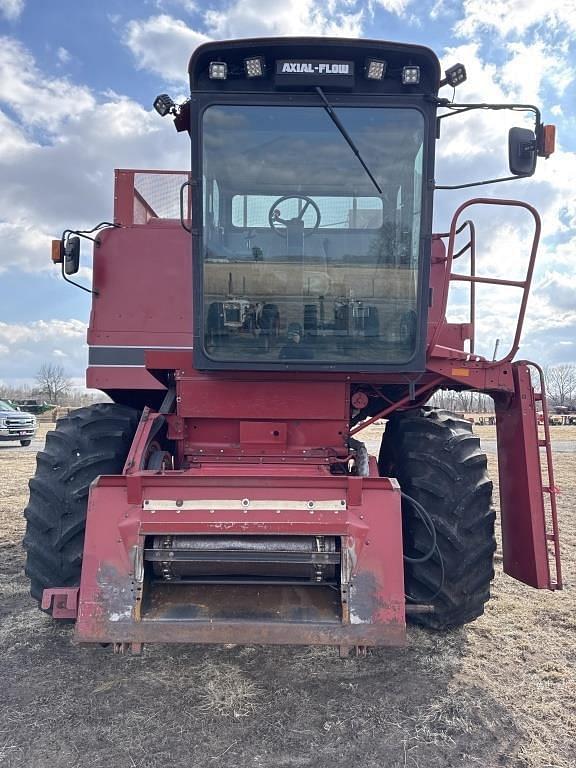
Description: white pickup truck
xmin=0 ymin=399 xmax=37 ymax=446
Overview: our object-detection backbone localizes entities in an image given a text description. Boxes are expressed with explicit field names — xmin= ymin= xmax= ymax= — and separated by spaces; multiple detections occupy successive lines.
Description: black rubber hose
xmin=401 ymin=491 xmax=446 ymax=604
xmin=401 ymin=491 xmax=437 ymax=563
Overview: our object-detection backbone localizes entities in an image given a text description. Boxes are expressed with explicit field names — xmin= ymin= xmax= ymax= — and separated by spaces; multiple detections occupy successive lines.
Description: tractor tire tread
xmin=23 ymin=403 xmax=140 ymax=615
xmin=378 ymin=407 xmax=495 ymax=630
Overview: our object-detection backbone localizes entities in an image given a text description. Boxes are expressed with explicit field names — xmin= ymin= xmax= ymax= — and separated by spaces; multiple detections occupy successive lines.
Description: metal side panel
xmin=494 ymin=363 xmax=550 ymax=588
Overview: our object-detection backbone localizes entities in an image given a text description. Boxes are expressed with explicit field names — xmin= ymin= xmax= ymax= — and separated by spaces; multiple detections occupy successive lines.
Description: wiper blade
xmin=315 ymin=87 xmax=382 ymax=195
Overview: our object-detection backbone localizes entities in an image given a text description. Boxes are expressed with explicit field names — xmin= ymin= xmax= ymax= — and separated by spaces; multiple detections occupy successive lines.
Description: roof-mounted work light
xmin=441 ymin=63 xmax=467 ymax=88
xmin=209 ymin=61 xmax=228 ymax=80
xmin=153 ymin=94 xmax=176 ymax=117
xmin=402 ymin=65 xmax=420 ymax=85
xmin=365 ymin=59 xmax=387 ymax=80
xmin=244 ymin=56 xmax=266 ymax=78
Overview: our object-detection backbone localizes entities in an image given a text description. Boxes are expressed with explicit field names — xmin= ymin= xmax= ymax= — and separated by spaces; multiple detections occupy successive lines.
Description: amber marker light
xmin=51 ymin=239 xmax=63 ymax=264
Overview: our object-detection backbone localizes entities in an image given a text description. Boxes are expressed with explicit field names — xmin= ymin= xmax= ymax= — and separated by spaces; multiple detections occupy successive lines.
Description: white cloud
xmin=205 ymin=0 xmax=363 ymax=40
xmin=0 ymin=320 xmax=88 ymax=382
xmin=439 ymin=40 xmax=562 ymax=104
xmin=0 ymin=96 xmax=184 ymax=269
xmin=538 ymin=271 xmax=576 ymax=311
xmin=124 ymin=14 xmax=209 ymax=82
xmin=0 ymin=37 xmax=95 ymax=130
xmin=520 ymin=289 xmax=576 ymax=364
xmin=539 ymin=237 xmax=576 ymax=269
xmin=455 ymin=0 xmax=576 ymax=39
xmin=372 ymin=0 xmax=413 ymax=14
xmin=155 ymin=0 xmax=197 ymax=11
xmin=429 ymin=0 xmax=457 ymax=20
xmin=499 ymin=40 xmax=574 ymax=102
xmin=0 ymin=220 xmax=53 ymax=274
xmin=0 ymin=319 xmax=86 ymax=345
xmin=0 ymin=38 xmax=189 ymax=276
xmin=0 ymin=0 xmax=24 ymax=21
xmin=0 ymin=109 xmax=33 ymax=158
xmin=56 ymin=46 xmax=71 ymax=65
xmin=123 ymin=4 xmax=364 ymax=82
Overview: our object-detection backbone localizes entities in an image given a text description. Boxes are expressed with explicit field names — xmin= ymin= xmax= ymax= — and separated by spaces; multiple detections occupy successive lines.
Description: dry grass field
xmin=0 ymin=423 xmax=574 ymax=768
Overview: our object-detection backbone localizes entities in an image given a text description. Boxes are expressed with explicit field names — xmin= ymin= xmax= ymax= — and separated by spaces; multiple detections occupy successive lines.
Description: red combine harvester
xmin=25 ymin=38 xmax=561 ymax=654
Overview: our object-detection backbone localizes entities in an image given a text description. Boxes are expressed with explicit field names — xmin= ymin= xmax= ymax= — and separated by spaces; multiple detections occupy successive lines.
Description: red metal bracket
xmin=42 ymin=588 xmax=79 ymax=619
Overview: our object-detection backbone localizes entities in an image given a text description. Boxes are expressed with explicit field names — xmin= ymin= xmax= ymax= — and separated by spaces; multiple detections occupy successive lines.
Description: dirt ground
xmin=0 ymin=424 xmax=574 ymax=768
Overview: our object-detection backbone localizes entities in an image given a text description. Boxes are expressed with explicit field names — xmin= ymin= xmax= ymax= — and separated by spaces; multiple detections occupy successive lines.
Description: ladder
xmin=529 ymin=362 xmax=562 ymax=590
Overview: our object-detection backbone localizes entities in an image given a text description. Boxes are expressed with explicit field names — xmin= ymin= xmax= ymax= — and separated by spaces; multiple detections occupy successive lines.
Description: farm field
xmin=0 ymin=423 xmax=574 ymax=768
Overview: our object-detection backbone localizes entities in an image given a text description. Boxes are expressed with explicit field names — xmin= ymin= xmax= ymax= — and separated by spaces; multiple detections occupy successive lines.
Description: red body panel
xmin=89 ymin=223 xmax=192 ymax=345
xmin=87 ymin=366 xmax=165 ymax=391
xmin=178 ymin=379 xmax=347 ymax=420
xmin=87 ymin=208 xmax=192 ymax=393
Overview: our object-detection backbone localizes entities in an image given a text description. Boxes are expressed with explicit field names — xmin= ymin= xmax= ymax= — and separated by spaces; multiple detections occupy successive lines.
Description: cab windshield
xmin=201 ymin=104 xmax=424 ymax=364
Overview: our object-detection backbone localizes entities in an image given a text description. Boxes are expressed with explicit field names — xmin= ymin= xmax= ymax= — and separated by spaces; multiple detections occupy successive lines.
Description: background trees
xmin=35 ymin=363 xmax=72 ymax=406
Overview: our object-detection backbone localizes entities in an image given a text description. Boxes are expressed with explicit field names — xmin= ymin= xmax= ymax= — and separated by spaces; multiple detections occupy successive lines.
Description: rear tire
xmin=23 ymin=403 xmax=140 ymax=615
xmin=378 ymin=408 xmax=495 ymax=629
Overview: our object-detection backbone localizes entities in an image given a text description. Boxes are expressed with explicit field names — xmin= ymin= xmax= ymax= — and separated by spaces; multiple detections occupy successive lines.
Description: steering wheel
xmin=268 ymin=195 xmax=321 ymax=238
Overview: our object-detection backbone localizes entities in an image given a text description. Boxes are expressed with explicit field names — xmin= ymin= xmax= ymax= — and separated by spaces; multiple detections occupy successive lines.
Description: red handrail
xmin=430 ymin=198 xmax=541 ymax=363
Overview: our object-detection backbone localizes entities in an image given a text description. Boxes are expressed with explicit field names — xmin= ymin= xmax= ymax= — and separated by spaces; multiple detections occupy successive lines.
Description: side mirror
xmin=64 ymin=236 xmax=80 ymax=275
xmin=508 ymin=127 xmax=537 ymax=176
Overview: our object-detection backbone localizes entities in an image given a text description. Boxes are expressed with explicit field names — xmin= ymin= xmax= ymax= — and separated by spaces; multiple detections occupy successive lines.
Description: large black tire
xmin=378 ymin=408 xmax=495 ymax=630
xmin=23 ymin=403 xmax=140 ymax=614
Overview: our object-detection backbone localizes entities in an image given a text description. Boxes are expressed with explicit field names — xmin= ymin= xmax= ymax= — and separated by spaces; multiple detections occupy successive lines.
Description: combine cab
xmin=25 ymin=38 xmax=561 ymax=654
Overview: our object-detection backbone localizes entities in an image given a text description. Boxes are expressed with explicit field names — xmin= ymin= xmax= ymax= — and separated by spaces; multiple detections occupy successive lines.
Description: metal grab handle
xmin=179 ymin=180 xmax=192 ymax=233
xmin=429 ymin=198 xmax=541 ymax=363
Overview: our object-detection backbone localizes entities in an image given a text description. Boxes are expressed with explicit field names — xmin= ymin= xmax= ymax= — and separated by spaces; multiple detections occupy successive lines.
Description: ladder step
xmin=534 ymin=393 xmax=543 ymax=401
xmin=538 ymin=439 xmax=547 ymax=447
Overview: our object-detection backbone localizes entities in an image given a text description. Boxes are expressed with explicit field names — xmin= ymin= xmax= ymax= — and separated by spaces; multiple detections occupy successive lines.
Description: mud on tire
xmin=23 ymin=403 xmax=140 ymax=614
xmin=378 ymin=408 xmax=495 ymax=630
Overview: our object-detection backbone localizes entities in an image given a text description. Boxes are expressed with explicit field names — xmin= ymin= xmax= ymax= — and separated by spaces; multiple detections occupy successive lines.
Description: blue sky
xmin=0 ymin=0 xmax=574 ymax=386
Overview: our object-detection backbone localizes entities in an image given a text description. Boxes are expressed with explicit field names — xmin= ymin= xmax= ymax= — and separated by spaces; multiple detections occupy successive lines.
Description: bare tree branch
xmin=35 ymin=363 xmax=72 ymax=406
xmin=543 ymin=364 xmax=576 ymax=408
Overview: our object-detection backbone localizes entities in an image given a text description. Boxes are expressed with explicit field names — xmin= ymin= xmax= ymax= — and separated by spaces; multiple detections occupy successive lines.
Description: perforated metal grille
xmin=133 ymin=172 xmax=190 ymax=223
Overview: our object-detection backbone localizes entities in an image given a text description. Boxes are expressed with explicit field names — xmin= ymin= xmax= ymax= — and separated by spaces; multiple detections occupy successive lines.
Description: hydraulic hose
xmin=401 ymin=492 xmax=437 ymax=563
xmin=400 ymin=491 xmax=446 ymax=603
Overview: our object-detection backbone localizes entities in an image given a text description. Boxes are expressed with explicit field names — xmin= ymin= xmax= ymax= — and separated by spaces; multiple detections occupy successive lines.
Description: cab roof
xmin=188 ymin=37 xmax=441 ymax=96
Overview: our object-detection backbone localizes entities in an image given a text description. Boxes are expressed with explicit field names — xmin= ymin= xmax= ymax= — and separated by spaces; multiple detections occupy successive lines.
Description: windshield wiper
xmin=315 ymin=87 xmax=382 ymax=195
